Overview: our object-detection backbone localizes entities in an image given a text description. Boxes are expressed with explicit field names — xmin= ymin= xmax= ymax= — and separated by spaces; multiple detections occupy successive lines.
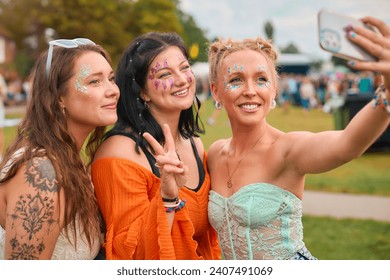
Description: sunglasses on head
xmin=46 ymin=38 xmax=96 ymax=78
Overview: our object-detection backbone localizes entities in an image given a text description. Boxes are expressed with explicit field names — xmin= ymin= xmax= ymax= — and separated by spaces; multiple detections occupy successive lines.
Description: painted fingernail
xmin=347 ymin=61 xmax=355 ymax=66
xmin=345 ymin=24 xmax=354 ymax=32
xmin=348 ymin=31 xmax=357 ymax=38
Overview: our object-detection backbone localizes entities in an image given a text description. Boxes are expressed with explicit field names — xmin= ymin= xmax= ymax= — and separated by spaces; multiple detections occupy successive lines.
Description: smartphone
xmin=318 ymin=9 xmax=376 ymax=61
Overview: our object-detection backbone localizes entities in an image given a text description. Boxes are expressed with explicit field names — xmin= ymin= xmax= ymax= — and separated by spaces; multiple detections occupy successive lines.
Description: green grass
xmin=303 ymin=216 xmax=390 ymax=259
xmin=199 ymin=99 xmax=390 ymax=196
xmin=5 ymin=104 xmax=390 ymax=260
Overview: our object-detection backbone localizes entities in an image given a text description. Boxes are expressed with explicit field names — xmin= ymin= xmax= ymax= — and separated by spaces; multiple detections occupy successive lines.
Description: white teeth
xmin=173 ymin=89 xmax=187 ymax=96
xmin=240 ymin=104 xmax=258 ymax=110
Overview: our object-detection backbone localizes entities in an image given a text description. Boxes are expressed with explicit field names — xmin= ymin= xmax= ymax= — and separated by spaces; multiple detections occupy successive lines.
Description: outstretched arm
xmin=286 ymin=16 xmax=390 ymax=174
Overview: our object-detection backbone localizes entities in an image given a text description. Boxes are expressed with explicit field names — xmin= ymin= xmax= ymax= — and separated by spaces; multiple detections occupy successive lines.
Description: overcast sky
xmin=179 ymin=0 xmax=390 ymax=60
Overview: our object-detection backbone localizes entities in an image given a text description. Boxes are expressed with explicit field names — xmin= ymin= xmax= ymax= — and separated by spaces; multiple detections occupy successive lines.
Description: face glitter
xmin=168 ymin=78 xmax=174 ymax=89
xmin=75 ymin=64 xmax=90 ymax=93
xmin=185 ymin=72 xmax=193 ymax=83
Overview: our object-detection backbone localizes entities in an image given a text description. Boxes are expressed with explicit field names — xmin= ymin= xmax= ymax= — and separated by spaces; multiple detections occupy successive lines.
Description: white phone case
xmin=318 ymin=9 xmax=376 ymax=61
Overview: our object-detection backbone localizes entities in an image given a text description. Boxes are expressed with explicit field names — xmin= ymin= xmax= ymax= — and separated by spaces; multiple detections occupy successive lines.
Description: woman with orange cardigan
xmin=91 ymin=32 xmax=220 ymax=260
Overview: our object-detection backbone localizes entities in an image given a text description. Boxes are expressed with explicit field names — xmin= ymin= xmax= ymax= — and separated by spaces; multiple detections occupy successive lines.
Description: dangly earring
xmin=61 ymin=106 xmax=66 ymax=115
xmin=144 ymin=100 xmax=150 ymax=109
xmin=271 ymin=99 xmax=276 ymax=109
xmin=214 ymin=100 xmax=223 ymax=110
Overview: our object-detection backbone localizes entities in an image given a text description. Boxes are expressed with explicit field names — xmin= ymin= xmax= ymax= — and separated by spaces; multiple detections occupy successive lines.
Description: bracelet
xmin=163 ymin=200 xmax=181 ymax=208
xmin=164 ymin=198 xmax=186 ymax=213
xmin=372 ymin=84 xmax=390 ymax=115
xmin=162 ymin=196 xmax=179 ymax=203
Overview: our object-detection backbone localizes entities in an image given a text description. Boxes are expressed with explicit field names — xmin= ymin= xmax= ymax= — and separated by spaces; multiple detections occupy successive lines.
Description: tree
xmin=177 ymin=11 xmax=209 ymax=62
xmin=0 ymin=0 xmax=209 ymax=75
xmin=0 ymin=0 xmax=134 ymax=70
xmin=264 ymin=20 xmax=274 ymax=41
xmin=279 ymin=43 xmax=300 ymax=54
xmin=129 ymin=0 xmax=183 ymax=35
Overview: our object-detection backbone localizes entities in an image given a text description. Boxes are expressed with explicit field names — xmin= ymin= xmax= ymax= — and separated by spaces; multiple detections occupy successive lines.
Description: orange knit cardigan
xmin=91 ymin=154 xmax=220 ymax=260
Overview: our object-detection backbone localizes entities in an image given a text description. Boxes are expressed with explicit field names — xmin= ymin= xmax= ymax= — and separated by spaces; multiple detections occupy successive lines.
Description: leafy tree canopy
xmin=0 ymin=0 xmax=209 ymax=76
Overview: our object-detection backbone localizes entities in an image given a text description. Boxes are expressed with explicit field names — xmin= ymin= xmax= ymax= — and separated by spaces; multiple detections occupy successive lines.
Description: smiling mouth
xmin=240 ymin=104 xmax=259 ymax=110
xmin=172 ymin=89 xmax=188 ymax=96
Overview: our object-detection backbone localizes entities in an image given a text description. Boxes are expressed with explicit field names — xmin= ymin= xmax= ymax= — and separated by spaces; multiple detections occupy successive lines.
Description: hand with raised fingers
xmin=346 ymin=16 xmax=390 ymax=88
xmin=143 ymin=124 xmax=189 ymax=200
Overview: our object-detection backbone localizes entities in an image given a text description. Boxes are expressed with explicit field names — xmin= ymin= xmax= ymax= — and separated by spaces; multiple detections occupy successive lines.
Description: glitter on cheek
xmin=257 ymin=81 xmax=272 ymax=88
xmin=225 ymin=84 xmax=241 ymax=91
xmin=168 ymin=78 xmax=174 ymax=89
xmin=185 ymin=72 xmax=193 ymax=83
xmin=154 ymin=79 xmax=160 ymax=90
xmin=75 ymin=64 xmax=91 ymax=94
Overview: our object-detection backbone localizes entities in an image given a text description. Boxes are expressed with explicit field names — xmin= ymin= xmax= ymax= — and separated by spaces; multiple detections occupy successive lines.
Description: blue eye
xmin=229 ymin=77 xmax=242 ymax=83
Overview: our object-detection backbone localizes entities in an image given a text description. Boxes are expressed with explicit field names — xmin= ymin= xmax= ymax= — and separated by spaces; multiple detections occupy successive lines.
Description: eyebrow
xmin=154 ymin=59 xmax=188 ymax=73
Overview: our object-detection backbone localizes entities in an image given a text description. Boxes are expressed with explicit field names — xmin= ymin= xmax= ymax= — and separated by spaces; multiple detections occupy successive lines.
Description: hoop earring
xmin=61 ymin=106 xmax=66 ymax=115
xmin=214 ymin=101 xmax=223 ymax=110
xmin=271 ymin=99 xmax=276 ymax=109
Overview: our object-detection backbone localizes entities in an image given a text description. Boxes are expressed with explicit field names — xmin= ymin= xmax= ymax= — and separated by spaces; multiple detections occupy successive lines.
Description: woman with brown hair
xmin=0 ymin=38 xmax=119 ymax=259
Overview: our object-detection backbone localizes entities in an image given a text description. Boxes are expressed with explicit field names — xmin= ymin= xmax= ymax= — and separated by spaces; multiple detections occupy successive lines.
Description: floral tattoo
xmin=7 ymin=156 xmax=59 ymax=260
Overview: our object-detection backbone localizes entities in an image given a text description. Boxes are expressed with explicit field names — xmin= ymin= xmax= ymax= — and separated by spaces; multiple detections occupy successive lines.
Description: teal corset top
xmin=208 ymin=183 xmax=305 ymax=260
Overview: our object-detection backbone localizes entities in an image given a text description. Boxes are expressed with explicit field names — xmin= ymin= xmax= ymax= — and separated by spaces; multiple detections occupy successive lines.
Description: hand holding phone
xmin=318 ymin=9 xmax=377 ymax=61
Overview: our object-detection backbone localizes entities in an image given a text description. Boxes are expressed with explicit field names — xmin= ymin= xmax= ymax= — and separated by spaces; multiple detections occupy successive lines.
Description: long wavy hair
xmin=0 ymin=43 xmax=112 ymax=248
xmin=110 ymin=32 xmax=204 ymax=153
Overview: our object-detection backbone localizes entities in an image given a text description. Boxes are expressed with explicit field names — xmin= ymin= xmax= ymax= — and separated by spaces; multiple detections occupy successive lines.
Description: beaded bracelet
xmin=164 ymin=198 xmax=186 ymax=213
xmin=372 ymin=84 xmax=390 ymax=115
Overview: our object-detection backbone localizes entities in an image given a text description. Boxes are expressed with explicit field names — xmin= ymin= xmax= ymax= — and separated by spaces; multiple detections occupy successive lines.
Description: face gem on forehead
xmin=75 ymin=64 xmax=90 ymax=93
xmin=227 ymin=64 xmax=244 ymax=74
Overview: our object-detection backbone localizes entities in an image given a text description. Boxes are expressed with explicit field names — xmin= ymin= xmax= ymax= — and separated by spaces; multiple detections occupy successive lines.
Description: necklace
xmin=226 ymin=134 xmax=264 ymax=188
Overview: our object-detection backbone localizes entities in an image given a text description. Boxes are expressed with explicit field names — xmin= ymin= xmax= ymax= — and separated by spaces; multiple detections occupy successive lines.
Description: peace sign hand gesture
xmin=143 ymin=124 xmax=189 ymax=200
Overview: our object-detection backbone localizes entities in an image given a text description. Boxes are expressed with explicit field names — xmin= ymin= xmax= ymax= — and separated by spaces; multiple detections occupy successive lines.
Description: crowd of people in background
xmin=0 ymin=69 xmax=31 ymax=107
xmin=0 ymin=59 xmax=382 ymax=115
xmin=194 ymin=66 xmax=382 ymax=127
xmin=278 ymin=70 xmax=381 ymax=114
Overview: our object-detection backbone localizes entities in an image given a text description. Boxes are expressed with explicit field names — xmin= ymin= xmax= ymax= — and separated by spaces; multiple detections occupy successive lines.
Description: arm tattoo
xmin=7 ymin=156 xmax=60 ymax=260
